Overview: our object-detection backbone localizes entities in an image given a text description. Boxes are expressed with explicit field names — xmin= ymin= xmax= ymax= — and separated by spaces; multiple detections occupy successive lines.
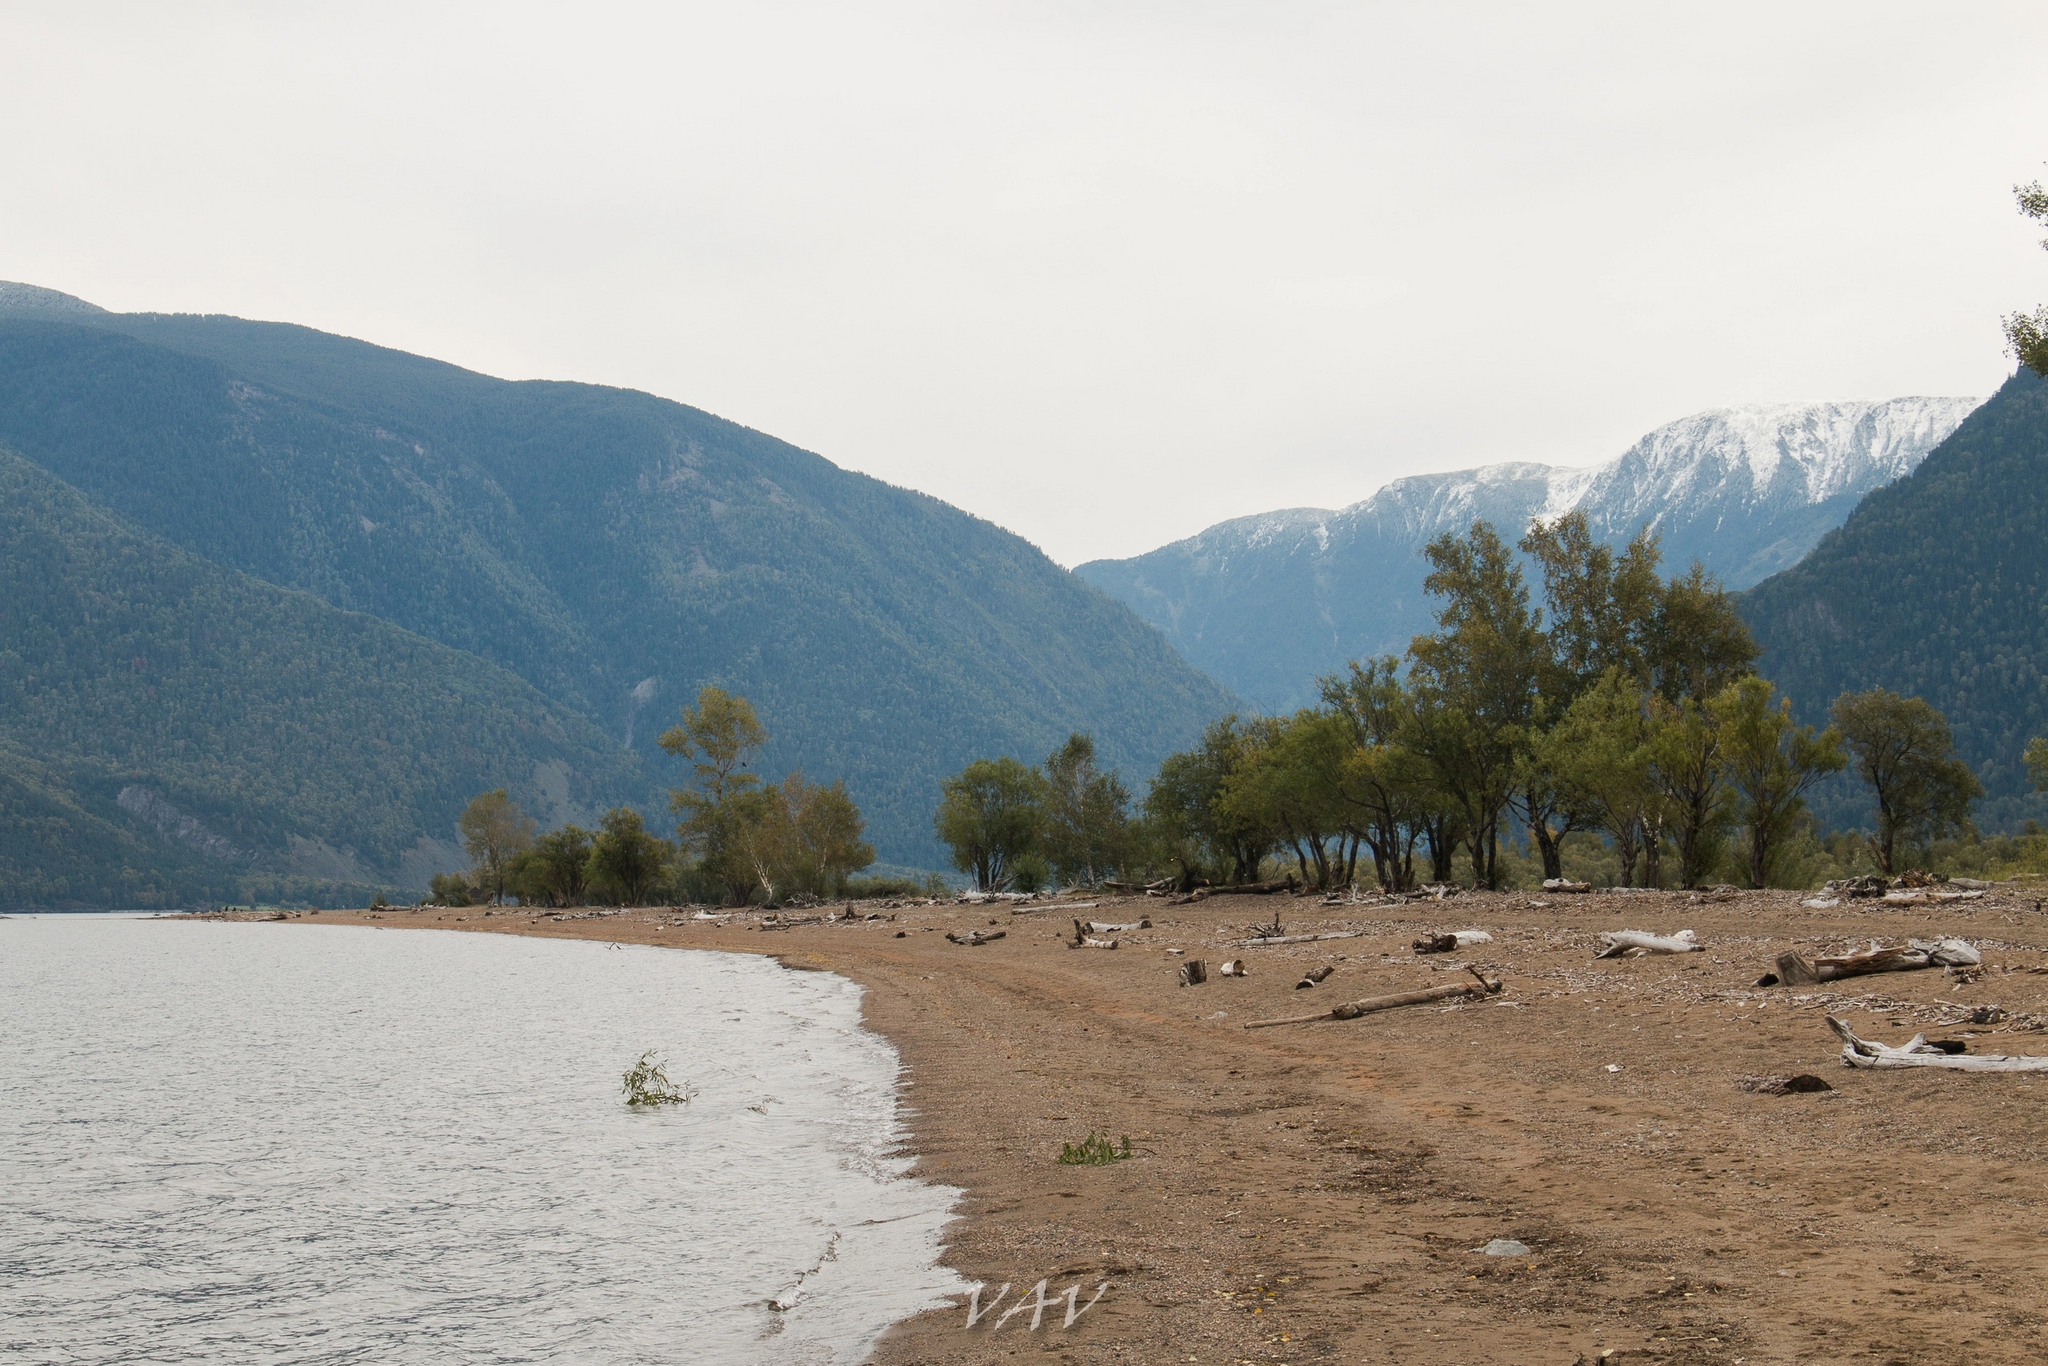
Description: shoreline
xmin=234 ymin=888 xmax=2048 ymax=1364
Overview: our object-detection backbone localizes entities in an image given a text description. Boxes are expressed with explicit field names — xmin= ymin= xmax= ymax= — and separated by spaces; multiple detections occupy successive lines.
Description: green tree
xmin=2025 ymin=735 xmax=2048 ymax=792
xmin=1040 ymin=733 xmax=1132 ymax=888
xmin=1648 ymin=697 xmax=1730 ymax=889
xmin=933 ymin=756 xmax=1045 ymax=891
xmin=1408 ymin=521 xmax=1543 ymax=887
xmin=1218 ymin=711 xmax=1357 ymax=891
xmin=2004 ymin=176 xmax=2048 ymax=377
xmin=1321 ymin=658 xmax=1434 ymax=891
xmin=458 ymin=788 xmax=535 ymax=905
xmin=587 ymin=807 xmax=669 ymax=906
xmin=1712 ymin=677 xmax=1846 ymax=888
xmin=755 ymin=771 xmax=875 ymax=900
xmin=1830 ymin=688 xmax=1982 ymax=874
xmin=661 ymin=686 xmax=771 ymax=905
xmin=1650 ymin=563 xmax=1759 ymax=704
xmin=509 ymin=824 xmax=593 ymax=906
xmin=1142 ymin=716 xmax=1275 ymax=886
xmin=1542 ymin=670 xmax=1663 ymax=888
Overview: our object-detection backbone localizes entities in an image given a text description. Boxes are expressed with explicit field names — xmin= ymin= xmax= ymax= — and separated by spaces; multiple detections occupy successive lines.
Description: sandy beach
xmin=255 ymin=886 xmax=2048 ymax=1365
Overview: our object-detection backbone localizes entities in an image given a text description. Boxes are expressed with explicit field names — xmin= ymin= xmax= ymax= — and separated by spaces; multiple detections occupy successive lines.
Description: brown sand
xmin=250 ymin=886 xmax=2048 ymax=1364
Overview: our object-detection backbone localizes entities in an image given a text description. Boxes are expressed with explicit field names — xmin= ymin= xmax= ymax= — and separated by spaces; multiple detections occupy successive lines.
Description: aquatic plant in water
xmin=1056 ymin=1132 xmax=1131 ymax=1165
xmin=621 ymin=1050 xmax=696 ymax=1107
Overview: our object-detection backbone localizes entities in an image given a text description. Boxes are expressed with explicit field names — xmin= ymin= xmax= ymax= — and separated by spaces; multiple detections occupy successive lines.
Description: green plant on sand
xmin=622 ymin=1050 xmax=695 ymax=1108
xmin=1057 ymin=1131 xmax=1132 ymax=1166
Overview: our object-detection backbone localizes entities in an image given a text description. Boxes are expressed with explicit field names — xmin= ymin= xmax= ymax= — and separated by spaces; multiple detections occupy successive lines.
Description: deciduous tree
xmin=934 ymin=756 xmax=1045 ymax=891
xmin=1712 ymin=677 xmax=1845 ymax=888
xmin=1831 ymin=688 xmax=1981 ymax=874
xmin=458 ymin=788 xmax=535 ymax=905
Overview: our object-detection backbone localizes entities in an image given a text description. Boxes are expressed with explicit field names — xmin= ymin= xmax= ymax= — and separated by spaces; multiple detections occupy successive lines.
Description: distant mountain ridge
xmin=1743 ymin=369 xmax=2048 ymax=832
xmin=1077 ymin=397 xmax=1979 ymax=708
xmin=0 ymin=284 xmax=1234 ymax=901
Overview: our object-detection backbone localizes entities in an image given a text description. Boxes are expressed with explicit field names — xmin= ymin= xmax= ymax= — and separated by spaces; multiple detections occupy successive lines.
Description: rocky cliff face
xmin=1077 ymin=398 xmax=1980 ymax=708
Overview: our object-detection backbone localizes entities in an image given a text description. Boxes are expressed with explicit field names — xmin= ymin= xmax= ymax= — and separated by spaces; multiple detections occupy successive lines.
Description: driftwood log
xmin=945 ymin=929 xmax=1006 ymax=946
xmin=1542 ymin=878 xmax=1592 ymax=894
xmin=1245 ymin=967 xmax=1502 ymax=1028
xmin=1220 ymin=959 xmax=1247 ymax=977
xmin=1295 ymin=965 xmax=1334 ymax=989
xmin=1179 ymin=959 xmax=1207 ymax=986
xmin=1595 ymin=929 xmax=1701 ymax=958
xmin=1234 ymin=930 xmax=1367 ymax=948
xmin=1775 ymin=937 xmax=1981 ymax=986
xmin=1827 ymin=1016 xmax=2048 ymax=1072
xmin=1085 ymin=918 xmax=1151 ymax=933
xmin=1413 ymin=929 xmax=1493 ymax=954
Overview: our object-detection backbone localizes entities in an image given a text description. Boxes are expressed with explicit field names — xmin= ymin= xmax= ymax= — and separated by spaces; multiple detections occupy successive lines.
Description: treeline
xmin=936 ymin=513 xmax=1986 ymax=892
xmin=432 ymin=687 xmax=899 ymax=908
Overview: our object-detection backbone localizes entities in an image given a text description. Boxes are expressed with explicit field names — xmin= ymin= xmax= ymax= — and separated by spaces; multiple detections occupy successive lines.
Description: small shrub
xmin=1056 ymin=1131 xmax=1132 ymax=1165
xmin=621 ymin=1050 xmax=695 ymax=1108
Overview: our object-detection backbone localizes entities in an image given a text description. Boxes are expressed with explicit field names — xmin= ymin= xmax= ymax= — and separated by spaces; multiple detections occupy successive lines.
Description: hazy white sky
xmin=3 ymin=2 xmax=2044 ymax=565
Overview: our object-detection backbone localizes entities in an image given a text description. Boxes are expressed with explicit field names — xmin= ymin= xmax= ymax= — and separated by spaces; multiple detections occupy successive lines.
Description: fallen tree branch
xmin=1085 ymin=918 xmax=1151 ymax=933
xmin=945 ymin=929 xmax=1006 ymax=946
xmin=1414 ymin=929 xmax=1492 ymax=954
xmin=1827 ymin=1016 xmax=2048 ymax=1072
xmin=1295 ymin=965 xmax=1334 ymax=989
xmin=1774 ymin=937 xmax=1980 ymax=987
xmin=1233 ymin=930 xmax=1367 ymax=948
xmin=1245 ymin=967 xmax=1502 ymax=1028
xmin=1595 ymin=929 xmax=1700 ymax=958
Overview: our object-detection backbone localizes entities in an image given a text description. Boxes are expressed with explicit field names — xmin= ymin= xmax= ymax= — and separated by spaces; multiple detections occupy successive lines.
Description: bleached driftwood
xmin=1233 ymin=930 xmax=1367 ymax=948
xmin=1595 ymin=929 xmax=1701 ymax=958
xmin=1219 ymin=959 xmax=1247 ymax=977
xmin=1245 ymin=968 xmax=1502 ymax=1028
xmin=946 ymin=929 xmax=1006 ymax=946
xmin=1075 ymin=936 xmax=1118 ymax=949
xmin=1414 ymin=930 xmax=1492 ymax=954
xmin=1542 ymin=878 xmax=1592 ymax=894
xmin=957 ymin=891 xmax=1033 ymax=904
xmin=1179 ymin=958 xmax=1207 ymax=986
xmin=1775 ymin=937 xmax=1981 ymax=987
xmin=1086 ymin=918 xmax=1151 ymax=933
xmin=1827 ymin=1017 xmax=2048 ymax=1073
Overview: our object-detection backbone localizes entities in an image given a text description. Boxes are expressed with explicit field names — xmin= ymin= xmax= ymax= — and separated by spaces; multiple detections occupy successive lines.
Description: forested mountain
xmin=0 ymin=285 xmax=1232 ymax=896
xmin=0 ymin=448 xmax=646 ymax=908
xmin=1077 ymin=399 xmax=1978 ymax=708
xmin=1742 ymin=369 xmax=2048 ymax=832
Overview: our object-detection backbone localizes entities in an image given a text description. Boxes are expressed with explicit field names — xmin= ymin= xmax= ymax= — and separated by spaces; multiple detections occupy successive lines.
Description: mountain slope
xmin=1077 ymin=398 xmax=1978 ymax=707
xmin=0 ymin=291 xmax=1235 ymax=867
xmin=0 ymin=447 xmax=649 ymax=908
xmin=1742 ymin=370 xmax=2048 ymax=831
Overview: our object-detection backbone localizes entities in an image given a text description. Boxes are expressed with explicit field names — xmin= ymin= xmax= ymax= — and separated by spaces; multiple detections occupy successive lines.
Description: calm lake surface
xmin=0 ymin=916 xmax=963 ymax=1364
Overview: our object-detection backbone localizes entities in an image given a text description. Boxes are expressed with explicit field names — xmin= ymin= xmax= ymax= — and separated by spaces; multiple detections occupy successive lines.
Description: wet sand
xmin=273 ymin=886 xmax=2048 ymax=1364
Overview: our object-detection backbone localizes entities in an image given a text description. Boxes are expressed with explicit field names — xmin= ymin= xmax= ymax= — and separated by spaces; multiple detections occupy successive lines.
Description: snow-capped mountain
xmin=1075 ymin=397 xmax=1981 ymax=708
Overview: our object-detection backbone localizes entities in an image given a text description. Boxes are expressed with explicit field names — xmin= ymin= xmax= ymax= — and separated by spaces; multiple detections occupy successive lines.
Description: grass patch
xmin=1057 ymin=1131 xmax=1132 ymax=1165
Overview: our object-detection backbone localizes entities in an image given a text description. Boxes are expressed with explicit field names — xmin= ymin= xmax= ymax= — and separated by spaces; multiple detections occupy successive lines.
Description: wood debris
xmin=1244 ymin=967 xmax=1502 ymax=1029
xmin=1773 ymin=937 xmax=1980 ymax=986
xmin=945 ymin=928 xmax=1006 ymax=946
xmin=1827 ymin=1016 xmax=2048 ymax=1072
xmin=1595 ymin=929 xmax=1701 ymax=958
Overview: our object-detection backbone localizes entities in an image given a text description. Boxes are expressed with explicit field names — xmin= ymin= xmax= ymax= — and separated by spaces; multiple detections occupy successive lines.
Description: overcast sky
xmin=3 ymin=2 xmax=2043 ymax=565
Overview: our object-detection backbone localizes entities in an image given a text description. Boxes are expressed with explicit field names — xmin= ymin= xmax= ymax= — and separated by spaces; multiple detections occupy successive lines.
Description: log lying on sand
xmin=1234 ymin=930 xmax=1367 ymax=948
xmin=1086 ymin=918 xmax=1151 ymax=933
xmin=945 ymin=929 xmax=1006 ymax=946
xmin=1775 ymin=937 xmax=1981 ymax=986
xmin=1245 ymin=968 xmax=1502 ymax=1028
xmin=1295 ymin=965 xmax=1334 ymax=989
xmin=1595 ymin=929 xmax=1701 ymax=958
xmin=1827 ymin=1016 xmax=2048 ymax=1072
xmin=1220 ymin=959 xmax=1247 ymax=977
xmin=1075 ymin=936 xmax=1118 ymax=949
xmin=1542 ymin=878 xmax=1592 ymax=894
xmin=1413 ymin=929 xmax=1493 ymax=954
xmin=1180 ymin=958 xmax=1207 ymax=986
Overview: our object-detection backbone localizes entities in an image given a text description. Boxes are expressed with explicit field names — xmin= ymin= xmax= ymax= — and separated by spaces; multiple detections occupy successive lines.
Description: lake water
xmin=0 ymin=916 xmax=963 ymax=1364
